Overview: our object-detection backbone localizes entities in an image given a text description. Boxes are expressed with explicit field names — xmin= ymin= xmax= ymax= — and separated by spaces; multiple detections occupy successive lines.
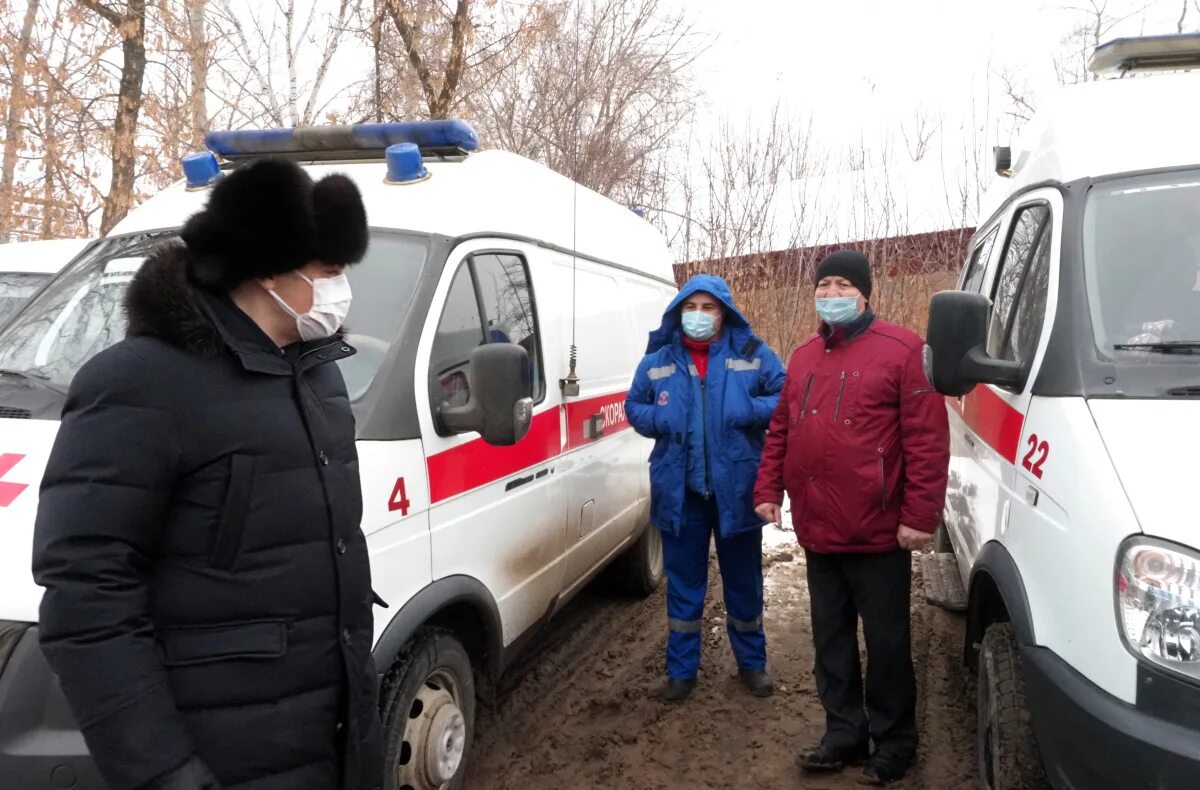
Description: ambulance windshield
xmin=0 ymin=272 xmax=51 ymax=325
xmin=1084 ymin=171 xmax=1200 ymax=355
xmin=0 ymin=230 xmax=428 ymax=405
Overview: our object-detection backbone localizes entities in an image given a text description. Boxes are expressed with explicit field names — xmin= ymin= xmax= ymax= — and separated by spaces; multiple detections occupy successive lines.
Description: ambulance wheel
xmin=934 ymin=522 xmax=953 ymax=554
xmin=381 ymin=628 xmax=475 ymax=790
xmin=977 ymin=623 xmax=1047 ymax=790
xmin=608 ymin=524 xmax=665 ymax=598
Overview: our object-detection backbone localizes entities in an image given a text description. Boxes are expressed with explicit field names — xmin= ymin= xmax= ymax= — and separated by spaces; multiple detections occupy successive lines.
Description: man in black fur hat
xmin=32 ymin=159 xmax=383 ymax=790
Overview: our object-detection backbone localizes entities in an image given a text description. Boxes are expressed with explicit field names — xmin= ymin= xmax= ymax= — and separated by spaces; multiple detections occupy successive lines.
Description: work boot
xmin=858 ymin=751 xmax=912 ymax=785
xmin=739 ymin=669 xmax=774 ymax=697
xmin=656 ymin=677 xmax=696 ymax=702
xmin=800 ymin=739 xmax=870 ymax=773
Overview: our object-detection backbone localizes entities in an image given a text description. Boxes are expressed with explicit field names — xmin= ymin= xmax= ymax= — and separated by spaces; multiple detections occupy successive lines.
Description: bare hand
xmin=897 ymin=525 xmax=932 ymax=552
xmin=755 ymin=503 xmax=782 ymax=527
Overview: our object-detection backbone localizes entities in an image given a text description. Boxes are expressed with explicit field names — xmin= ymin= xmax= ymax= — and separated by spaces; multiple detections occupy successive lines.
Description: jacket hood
xmin=646 ymin=274 xmax=754 ymax=353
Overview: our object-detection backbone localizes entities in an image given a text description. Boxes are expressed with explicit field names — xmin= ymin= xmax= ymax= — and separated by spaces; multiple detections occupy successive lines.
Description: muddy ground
xmin=467 ymin=526 xmax=978 ymax=789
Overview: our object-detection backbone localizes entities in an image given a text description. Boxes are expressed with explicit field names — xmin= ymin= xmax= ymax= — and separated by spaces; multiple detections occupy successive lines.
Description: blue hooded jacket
xmin=625 ymin=274 xmax=786 ymax=537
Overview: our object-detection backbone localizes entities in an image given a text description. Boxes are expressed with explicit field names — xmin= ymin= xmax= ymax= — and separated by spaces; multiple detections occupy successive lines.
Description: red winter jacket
xmin=753 ymin=313 xmax=950 ymax=553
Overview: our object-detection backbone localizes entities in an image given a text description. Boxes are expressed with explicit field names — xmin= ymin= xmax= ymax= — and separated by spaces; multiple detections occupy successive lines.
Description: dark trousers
xmin=804 ymin=549 xmax=917 ymax=758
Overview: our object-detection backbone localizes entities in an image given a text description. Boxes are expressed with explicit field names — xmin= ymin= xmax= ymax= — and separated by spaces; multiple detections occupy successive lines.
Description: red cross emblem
xmin=0 ymin=454 xmax=30 ymax=507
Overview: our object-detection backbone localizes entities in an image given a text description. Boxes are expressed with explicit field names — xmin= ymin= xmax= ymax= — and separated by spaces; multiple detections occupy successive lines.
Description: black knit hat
xmin=180 ymin=158 xmax=369 ymax=291
xmin=815 ymin=250 xmax=872 ymax=299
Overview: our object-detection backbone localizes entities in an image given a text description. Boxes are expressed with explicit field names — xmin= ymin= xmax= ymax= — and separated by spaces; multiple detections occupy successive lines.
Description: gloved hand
xmin=143 ymin=756 xmax=224 ymax=790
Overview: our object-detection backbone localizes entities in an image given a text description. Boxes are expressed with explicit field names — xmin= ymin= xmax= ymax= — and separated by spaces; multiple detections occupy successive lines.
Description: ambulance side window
xmin=428 ymin=252 xmax=545 ymax=426
xmin=429 ymin=264 xmax=485 ymax=412
xmin=961 ymin=227 xmax=998 ymax=293
xmin=988 ymin=203 xmax=1052 ymax=365
xmin=471 ymin=253 xmax=545 ymax=403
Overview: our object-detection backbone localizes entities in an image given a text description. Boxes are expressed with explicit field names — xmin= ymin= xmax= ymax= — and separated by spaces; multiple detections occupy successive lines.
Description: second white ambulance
xmin=924 ymin=34 xmax=1200 ymax=790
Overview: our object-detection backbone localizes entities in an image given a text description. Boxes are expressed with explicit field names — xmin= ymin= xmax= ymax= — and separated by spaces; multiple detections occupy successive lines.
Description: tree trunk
xmin=0 ymin=0 xmax=41 ymax=242
xmin=90 ymin=0 xmax=147 ymax=235
xmin=186 ymin=0 xmax=209 ymax=149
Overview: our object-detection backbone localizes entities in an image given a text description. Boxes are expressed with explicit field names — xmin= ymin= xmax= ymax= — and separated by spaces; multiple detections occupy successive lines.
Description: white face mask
xmin=267 ymin=271 xmax=352 ymax=342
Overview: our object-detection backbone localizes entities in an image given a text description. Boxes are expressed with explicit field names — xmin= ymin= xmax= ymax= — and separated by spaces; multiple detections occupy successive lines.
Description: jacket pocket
xmin=209 ymin=453 xmax=256 ymax=571
xmin=159 ymin=619 xmax=286 ymax=667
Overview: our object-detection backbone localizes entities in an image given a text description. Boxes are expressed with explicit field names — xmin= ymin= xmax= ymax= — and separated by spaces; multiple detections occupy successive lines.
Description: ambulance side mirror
xmin=926 ymin=291 xmax=1023 ymax=396
xmin=439 ymin=343 xmax=534 ymax=446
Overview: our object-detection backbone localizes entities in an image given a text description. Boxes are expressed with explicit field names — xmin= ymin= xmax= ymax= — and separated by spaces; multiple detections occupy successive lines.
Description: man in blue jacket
xmin=626 ymin=274 xmax=786 ymax=701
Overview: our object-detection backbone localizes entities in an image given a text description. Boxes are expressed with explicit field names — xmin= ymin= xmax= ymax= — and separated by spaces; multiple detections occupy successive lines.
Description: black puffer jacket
xmin=32 ymin=243 xmax=383 ymax=790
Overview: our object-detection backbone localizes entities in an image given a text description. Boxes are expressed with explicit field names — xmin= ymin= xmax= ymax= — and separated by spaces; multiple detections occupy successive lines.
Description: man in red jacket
xmin=753 ymin=250 xmax=949 ymax=786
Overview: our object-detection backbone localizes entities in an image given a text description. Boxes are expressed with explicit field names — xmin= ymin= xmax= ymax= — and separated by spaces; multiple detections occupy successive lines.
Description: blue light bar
xmin=385 ymin=143 xmax=429 ymax=185
xmin=204 ymin=120 xmax=481 ymax=158
xmin=181 ymin=151 xmax=221 ymax=190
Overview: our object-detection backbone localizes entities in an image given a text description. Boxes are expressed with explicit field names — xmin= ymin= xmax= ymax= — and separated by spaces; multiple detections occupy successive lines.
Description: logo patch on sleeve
xmin=658 ymin=391 xmax=670 ymax=406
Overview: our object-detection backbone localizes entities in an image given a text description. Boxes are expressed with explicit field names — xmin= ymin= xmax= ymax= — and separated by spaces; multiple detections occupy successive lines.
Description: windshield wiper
xmin=1112 ymin=341 xmax=1200 ymax=355
xmin=0 ymin=367 xmax=68 ymax=395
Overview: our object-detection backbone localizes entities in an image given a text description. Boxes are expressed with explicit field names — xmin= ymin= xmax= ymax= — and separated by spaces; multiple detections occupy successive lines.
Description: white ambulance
xmin=0 ymin=238 xmax=93 ymax=328
xmin=923 ymin=34 xmax=1200 ymax=790
xmin=0 ymin=121 xmax=673 ymax=789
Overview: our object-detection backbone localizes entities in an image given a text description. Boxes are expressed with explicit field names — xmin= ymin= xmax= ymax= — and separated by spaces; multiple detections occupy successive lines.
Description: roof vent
xmin=1090 ymin=33 xmax=1200 ymax=76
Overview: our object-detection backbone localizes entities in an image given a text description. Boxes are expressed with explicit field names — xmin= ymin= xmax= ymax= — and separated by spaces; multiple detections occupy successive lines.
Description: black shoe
xmin=656 ymin=677 xmax=696 ymax=702
xmin=800 ymin=740 xmax=870 ymax=772
xmin=858 ymin=752 xmax=911 ymax=785
xmin=739 ymin=669 xmax=774 ymax=697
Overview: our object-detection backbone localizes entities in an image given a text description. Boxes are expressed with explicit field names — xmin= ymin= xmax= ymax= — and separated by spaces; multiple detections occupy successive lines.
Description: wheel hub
xmin=423 ymin=701 xmax=466 ymax=784
xmin=398 ymin=675 xmax=466 ymax=790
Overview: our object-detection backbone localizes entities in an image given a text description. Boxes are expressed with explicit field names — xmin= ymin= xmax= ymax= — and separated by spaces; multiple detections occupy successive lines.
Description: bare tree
xmin=474 ymin=0 xmax=701 ymax=205
xmin=79 ymin=0 xmax=148 ymax=234
xmin=383 ymin=0 xmax=472 ymax=119
xmin=186 ymin=0 xmax=209 ymax=148
xmin=208 ymin=0 xmax=359 ymax=128
xmin=901 ymin=108 xmax=940 ymax=163
xmin=0 ymin=0 xmax=40 ymax=241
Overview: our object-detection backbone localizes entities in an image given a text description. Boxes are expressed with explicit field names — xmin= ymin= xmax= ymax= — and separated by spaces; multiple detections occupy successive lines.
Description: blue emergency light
xmin=204 ymin=120 xmax=481 ymax=159
xmin=385 ymin=143 xmax=429 ymax=185
xmin=182 ymin=151 xmax=221 ymax=190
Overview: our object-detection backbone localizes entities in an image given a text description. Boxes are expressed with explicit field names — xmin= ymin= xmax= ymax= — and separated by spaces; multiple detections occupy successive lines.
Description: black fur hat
xmin=180 ymin=158 xmax=369 ymax=290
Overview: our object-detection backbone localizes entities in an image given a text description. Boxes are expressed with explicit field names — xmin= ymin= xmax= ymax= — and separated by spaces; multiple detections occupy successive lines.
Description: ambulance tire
xmin=607 ymin=524 xmax=665 ymax=598
xmin=380 ymin=628 xmax=476 ymax=790
xmin=977 ymin=623 xmax=1048 ymax=790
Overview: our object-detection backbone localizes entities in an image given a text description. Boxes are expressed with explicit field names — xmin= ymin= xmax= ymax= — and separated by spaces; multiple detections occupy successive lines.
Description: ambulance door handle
xmin=963 ymin=433 xmax=976 ymax=449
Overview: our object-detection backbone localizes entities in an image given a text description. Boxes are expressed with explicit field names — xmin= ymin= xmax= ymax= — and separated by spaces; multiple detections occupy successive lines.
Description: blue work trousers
xmin=662 ymin=490 xmax=766 ymax=679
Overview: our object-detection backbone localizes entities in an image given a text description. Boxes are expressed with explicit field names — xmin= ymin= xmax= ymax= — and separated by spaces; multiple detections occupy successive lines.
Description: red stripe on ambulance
xmin=563 ymin=391 xmax=631 ymax=450
xmin=425 ymin=390 xmax=631 ymax=504
xmin=950 ymin=386 xmax=1025 ymax=464
xmin=426 ymin=410 xmax=561 ymax=504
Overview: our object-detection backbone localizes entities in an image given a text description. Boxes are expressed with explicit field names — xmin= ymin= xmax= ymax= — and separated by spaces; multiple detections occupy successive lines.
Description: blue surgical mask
xmin=816 ymin=296 xmax=860 ymax=326
xmin=681 ymin=310 xmax=718 ymax=340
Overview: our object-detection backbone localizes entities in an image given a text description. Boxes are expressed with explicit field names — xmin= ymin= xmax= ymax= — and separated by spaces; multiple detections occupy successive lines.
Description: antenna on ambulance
xmin=560 ymin=9 xmax=583 ymax=398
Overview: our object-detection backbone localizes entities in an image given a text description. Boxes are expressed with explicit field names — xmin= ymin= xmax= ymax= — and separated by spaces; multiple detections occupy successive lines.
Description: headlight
xmin=1117 ymin=538 xmax=1200 ymax=681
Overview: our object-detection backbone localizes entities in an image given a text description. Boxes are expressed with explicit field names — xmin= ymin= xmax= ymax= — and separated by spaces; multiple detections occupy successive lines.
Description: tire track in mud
xmin=468 ymin=545 xmax=977 ymax=789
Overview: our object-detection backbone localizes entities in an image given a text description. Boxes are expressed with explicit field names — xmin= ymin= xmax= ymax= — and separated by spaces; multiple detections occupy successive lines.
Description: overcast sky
xmin=688 ymin=0 xmax=1190 ymax=145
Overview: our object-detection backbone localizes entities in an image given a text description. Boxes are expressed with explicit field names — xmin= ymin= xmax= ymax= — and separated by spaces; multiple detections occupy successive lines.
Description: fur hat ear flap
xmin=312 ymin=174 xmax=369 ymax=265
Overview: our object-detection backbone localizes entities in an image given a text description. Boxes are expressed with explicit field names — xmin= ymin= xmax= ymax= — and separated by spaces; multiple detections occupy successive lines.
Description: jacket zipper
xmin=799 ymin=373 xmax=814 ymax=418
xmin=878 ymin=454 xmax=888 ymax=511
xmin=833 ymin=371 xmax=846 ymax=421
xmin=700 ymin=376 xmax=712 ymax=496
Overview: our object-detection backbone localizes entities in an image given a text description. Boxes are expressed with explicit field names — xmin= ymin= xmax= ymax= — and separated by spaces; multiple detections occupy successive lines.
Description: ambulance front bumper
xmin=1022 ymin=644 xmax=1200 ymax=790
xmin=0 ymin=624 xmax=103 ymax=788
